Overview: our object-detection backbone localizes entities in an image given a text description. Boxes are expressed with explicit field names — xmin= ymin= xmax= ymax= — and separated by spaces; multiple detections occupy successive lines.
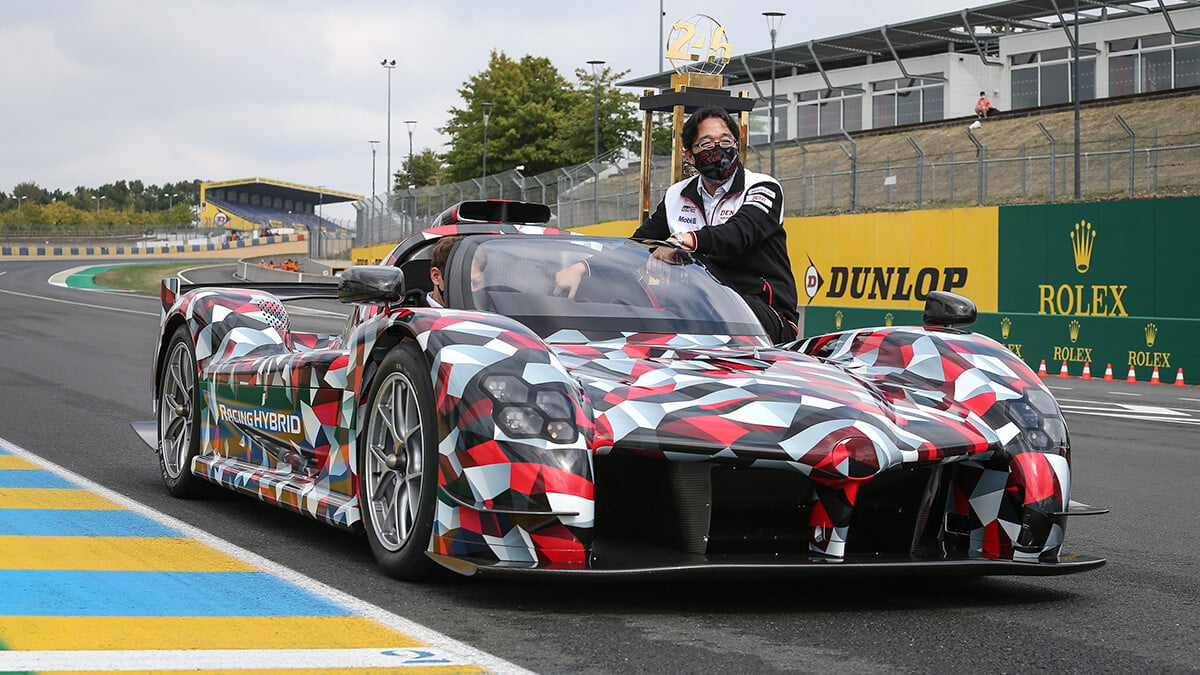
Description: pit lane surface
xmin=1 ymin=258 xmax=1197 ymax=674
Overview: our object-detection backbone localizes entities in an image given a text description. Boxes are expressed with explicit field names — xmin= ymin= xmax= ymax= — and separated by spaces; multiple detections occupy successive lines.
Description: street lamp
xmin=1073 ymin=0 xmax=1081 ymax=199
xmin=763 ymin=12 xmax=786 ymax=176
xmin=168 ymin=193 xmax=178 ymax=209
xmin=404 ymin=120 xmax=417 ymax=189
xmin=480 ymin=102 xmax=494 ymax=198
xmin=369 ymin=140 xmax=380 ymax=198
xmin=17 ymin=195 xmax=28 ymax=211
xmin=95 ymin=195 xmax=106 ymax=213
xmin=587 ymin=60 xmax=605 ymax=223
xmin=514 ymin=165 xmax=526 ymax=201
xmin=380 ymin=58 xmax=396 ymax=197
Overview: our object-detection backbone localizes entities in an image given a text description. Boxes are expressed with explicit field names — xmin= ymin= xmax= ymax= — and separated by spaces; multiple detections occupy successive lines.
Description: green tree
xmin=395 ymin=148 xmax=446 ymax=190
xmin=553 ymin=65 xmax=641 ymax=165
xmin=440 ymin=51 xmax=581 ymax=182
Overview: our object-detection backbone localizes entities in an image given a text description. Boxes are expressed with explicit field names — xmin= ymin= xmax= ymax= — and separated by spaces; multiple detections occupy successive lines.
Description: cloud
xmin=0 ymin=0 xmax=975 ymax=222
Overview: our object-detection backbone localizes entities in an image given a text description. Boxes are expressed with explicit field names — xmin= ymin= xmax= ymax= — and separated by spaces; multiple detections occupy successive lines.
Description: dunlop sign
xmin=788 ymin=209 xmax=999 ymax=312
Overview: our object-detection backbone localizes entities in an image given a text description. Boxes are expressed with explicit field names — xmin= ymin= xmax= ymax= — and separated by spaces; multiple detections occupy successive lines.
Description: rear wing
xmin=159 ymin=277 xmax=341 ymax=313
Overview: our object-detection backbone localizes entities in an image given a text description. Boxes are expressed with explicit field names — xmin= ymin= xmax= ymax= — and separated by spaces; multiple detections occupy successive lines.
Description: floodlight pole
xmin=404 ymin=120 xmax=417 ymax=189
xmin=380 ymin=59 xmax=396 ymax=198
xmin=588 ymin=60 xmax=605 ymax=224
xmin=764 ymin=12 xmax=786 ymax=176
xmin=481 ymin=102 xmax=494 ymax=198
xmin=369 ymin=140 xmax=379 ymax=198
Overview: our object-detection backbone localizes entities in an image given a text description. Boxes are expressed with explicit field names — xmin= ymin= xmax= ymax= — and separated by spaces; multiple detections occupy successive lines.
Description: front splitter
xmin=428 ymin=552 xmax=1106 ymax=580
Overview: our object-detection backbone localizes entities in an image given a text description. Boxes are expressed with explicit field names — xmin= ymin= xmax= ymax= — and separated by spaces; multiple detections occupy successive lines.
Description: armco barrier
xmin=0 ymin=234 xmax=305 ymax=258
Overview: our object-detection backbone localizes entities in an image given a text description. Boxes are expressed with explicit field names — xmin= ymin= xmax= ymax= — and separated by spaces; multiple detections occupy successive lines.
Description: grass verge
xmin=93 ymin=262 xmax=220 ymax=295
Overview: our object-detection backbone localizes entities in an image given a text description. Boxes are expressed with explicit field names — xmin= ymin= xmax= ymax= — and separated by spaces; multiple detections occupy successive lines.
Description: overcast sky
xmin=1 ymin=0 xmax=975 ymax=220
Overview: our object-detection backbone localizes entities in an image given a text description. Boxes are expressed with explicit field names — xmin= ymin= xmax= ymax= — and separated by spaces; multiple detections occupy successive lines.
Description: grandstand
xmin=199 ymin=178 xmax=361 ymax=235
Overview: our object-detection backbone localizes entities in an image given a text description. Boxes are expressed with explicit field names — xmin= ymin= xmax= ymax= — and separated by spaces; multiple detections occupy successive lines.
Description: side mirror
xmin=338 ymin=265 xmax=406 ymax=304
xmin=923 ymin=291 xmax=976 ymax=328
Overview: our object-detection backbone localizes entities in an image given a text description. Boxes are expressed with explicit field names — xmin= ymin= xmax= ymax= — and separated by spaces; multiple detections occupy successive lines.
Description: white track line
xmin=0 ymin=287 xmax=157 ymax=316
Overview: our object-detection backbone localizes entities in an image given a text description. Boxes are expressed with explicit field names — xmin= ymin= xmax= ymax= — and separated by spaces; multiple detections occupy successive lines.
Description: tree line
xmin=0 ymin=179 xmax=201 ymax=229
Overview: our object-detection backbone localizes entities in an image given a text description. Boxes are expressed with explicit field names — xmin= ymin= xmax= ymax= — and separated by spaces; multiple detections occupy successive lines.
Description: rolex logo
xmin=884 ymin=312 xmax=894 ymax=327
xmin=1146 ymin=323 xmax=1157 ymax=347
xmin=1001 ymin=317 xmax=1011 ymax=340
xmin=835 ymin=310 xmax=844 ymax=330
xmin=1069 ymin=320 xmax=1081 ymax=343
xmin=1070 ymin=220 xmax=1096 ymax=273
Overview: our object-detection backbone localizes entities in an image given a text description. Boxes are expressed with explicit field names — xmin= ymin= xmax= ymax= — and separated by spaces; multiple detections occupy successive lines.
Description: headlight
xmin=482 ymin=375 xmax=529 ymax=403
xmin=481 ymin=375 xmax=578 ymax=443
xmin=535 ymin=390 xmax=573 ymax=419
xmin=496 ymin=405 xmax=546 ymax=436
xmin=1006 ymin=388 xmax=1068 ymax=452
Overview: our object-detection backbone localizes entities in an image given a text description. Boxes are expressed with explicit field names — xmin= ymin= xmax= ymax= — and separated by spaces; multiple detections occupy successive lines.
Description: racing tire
xmin=157 ymin=326 xmax=204 ymax=498
xmin=360 ymin=341 xmax=440 ymax=581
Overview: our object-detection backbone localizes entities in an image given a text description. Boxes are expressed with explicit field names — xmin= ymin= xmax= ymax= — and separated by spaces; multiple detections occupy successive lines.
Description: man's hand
xmin=553 ymin=261 xmax=587 ymax=299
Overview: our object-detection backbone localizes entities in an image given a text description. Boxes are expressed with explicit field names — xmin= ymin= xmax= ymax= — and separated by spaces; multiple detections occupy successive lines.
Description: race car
xmin=133 ymin=199 xmax=1105 ymax=580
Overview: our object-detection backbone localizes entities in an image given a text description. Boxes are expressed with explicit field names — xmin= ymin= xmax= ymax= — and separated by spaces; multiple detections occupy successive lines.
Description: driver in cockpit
xmin=427 ymin=235 xmax=486 ymax=308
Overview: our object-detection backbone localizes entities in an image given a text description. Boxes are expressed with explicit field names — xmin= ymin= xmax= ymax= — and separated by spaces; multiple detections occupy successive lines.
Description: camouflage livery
xmin=140 ymin=200 xmax=1103 ymax=578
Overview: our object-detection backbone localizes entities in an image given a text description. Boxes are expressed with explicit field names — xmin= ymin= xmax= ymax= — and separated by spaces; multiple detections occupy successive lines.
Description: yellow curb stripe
xmin=0 ymin=487 xmax=122 ymax=510
xmin=43 ymin=669 xmax=488 ymax=675
xmin=0 ymin=536 xmax=259 ymax=571
xmin=0 ymin=616 xmax=430 ymax=651
xmin=0 ymin=455 xmax=39 ymax=470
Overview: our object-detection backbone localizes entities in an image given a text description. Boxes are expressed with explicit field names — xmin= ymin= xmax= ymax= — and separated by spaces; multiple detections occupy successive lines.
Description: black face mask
xmin=692 ymin=145 xmax=739 ymax=182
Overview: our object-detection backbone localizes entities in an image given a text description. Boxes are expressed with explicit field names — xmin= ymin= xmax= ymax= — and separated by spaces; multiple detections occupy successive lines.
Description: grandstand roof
xmin=620 ymin=0 xmax=1194 ymax=91
xmin=200 ymin=177 xmax=362 ymax=204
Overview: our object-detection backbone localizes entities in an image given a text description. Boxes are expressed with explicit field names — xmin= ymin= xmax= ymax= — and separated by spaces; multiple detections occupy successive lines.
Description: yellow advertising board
xmin=788 ymin=207 xmax=999 ymax=313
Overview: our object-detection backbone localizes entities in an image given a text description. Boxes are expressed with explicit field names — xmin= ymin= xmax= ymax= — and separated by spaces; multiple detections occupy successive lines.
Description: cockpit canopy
xmin=445 ymin=235 xmax=766 ymax=338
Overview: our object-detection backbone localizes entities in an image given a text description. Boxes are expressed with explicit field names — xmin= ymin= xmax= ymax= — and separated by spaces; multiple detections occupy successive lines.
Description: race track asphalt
xmin=0 ymin=258 xmax=1197 ymax=674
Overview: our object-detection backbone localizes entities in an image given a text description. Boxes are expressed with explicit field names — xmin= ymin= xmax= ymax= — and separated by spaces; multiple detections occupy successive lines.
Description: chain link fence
xmin=343 ymin=106 xmax=1200 ymax=258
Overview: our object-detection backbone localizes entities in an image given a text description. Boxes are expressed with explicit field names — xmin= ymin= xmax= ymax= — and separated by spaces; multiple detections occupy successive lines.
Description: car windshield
xmin=454 ymin=235 xmax=766 ymax=338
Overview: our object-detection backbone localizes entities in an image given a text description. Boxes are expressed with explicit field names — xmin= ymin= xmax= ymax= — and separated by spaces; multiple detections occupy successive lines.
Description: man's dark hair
xmin=980 ymin=91 xmax=986 ymax=96
xmin=431 ymin=234 xmax=466 ymax=272
xmin=681 ymin=107 xmax=740 ymax=150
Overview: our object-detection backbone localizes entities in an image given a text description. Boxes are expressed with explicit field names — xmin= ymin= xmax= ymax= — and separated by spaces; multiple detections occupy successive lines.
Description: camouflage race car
xmin=134 ymin=200 xmax=1105 ymax=580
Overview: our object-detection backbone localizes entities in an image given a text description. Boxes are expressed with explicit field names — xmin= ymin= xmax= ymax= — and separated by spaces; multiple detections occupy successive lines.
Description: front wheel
xmin=158 ymin=326 xmax=204 ymax=497
xmin=359 ymin=341 xmax=440 ymax=580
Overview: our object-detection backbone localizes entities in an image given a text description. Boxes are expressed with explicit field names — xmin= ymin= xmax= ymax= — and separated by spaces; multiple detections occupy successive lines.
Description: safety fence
xmin=344 ymin=103 xmax=1200 ymax=257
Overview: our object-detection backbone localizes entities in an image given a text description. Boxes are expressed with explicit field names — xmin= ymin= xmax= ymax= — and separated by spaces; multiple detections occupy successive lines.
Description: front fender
xmin=800 ymin=325 xmax=1074 ymax=560
xmin=798 ymin=325 xmax=1043 ymax=422
xmin=346 ymin=308 xmax=594 ymax=568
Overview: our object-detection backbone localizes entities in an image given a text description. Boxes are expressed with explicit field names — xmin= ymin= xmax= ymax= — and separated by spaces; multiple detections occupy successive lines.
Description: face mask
xmin=692 ymin=145 xmax=739 ymax=182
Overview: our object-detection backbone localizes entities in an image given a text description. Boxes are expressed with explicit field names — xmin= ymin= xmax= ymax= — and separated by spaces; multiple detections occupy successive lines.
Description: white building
xmin=620 ymin=0 xmax=1200 ymax=142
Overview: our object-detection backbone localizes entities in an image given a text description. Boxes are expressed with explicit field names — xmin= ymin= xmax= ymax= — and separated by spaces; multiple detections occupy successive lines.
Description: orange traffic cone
xmin=1080 ymin=363 xmax=1092 ymax=380
xmin=1173 ymin=368 xmax=1186 ymax=386
xmin=1150 ymin=366 xmax=1162 ymax=384
xmin=1126 ymin=365 xmax=1137 ymax=382
xmin=1102 ymin=363 xmax=1115 ymax=381
xmin=1037 ymin=360 xmax=1048 ymax=377
xmin=1057 ymin=361 xmax=1070 ymax=378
